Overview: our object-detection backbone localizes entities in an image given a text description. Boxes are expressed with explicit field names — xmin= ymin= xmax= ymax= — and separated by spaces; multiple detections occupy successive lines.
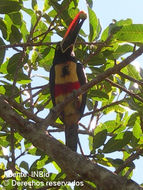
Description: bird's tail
xmin=65 ymin=124 xmax=78 ymax=152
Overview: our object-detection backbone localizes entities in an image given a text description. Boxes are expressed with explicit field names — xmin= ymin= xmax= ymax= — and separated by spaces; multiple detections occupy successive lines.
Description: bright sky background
xmin=1 ymin=0 xmax=143 ymax=187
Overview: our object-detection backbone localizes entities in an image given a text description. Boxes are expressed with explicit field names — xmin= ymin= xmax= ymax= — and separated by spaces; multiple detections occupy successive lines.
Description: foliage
xmin=0 ymin=0 xmax=143 ymax=189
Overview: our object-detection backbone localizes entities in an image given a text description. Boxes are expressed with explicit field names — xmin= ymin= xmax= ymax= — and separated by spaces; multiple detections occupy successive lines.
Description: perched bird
xmin=49 ymin=11 xmax=87 ymax=152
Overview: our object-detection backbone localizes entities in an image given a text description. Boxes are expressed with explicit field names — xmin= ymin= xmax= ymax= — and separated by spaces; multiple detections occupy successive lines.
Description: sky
xmin=1 ymin=0 xmax=143 ymax=187
xmin=93 ymin=0 xmax=143 ymax=28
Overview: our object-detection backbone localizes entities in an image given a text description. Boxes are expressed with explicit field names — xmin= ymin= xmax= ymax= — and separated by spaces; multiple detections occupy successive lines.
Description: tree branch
xmin=4 ymin=96 xmax=43 ymax=123
xmin=119 ymin=71 xmax=143 ymax=87
xmin=0 ymin=42 xmax=57 ymax=50
xmin=0 ymin=95 xmax=142 ymax=190
xmin=105 ymin=78 xmax=143 ymax=103
xmin=83 ymin=99 xmax=124 ymax=117
xmin=0 ymin=41 xmax=109 ymax=51
xmin=115 ymin=149 xmax=143 ymax=174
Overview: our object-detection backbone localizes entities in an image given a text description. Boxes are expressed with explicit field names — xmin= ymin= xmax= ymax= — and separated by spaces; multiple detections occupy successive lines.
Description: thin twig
xmin=87 ymin=101 xmax=98 ymax=130
xmin=83 ymin=99 xmax=125 ymax=117
xmin=78 ymin=138 xmax=85 ymax=156
xmin=115 ymin=149 xmax=143 ymax=174
xmin=40 ymin=15 xmax=58 ymax=43
xmin=106 ymin=78 xmax=143 ymax=103
xmin=83 ymin=34 xmax=113 ymax=65
xmin=0 ymin=41 xmax=57 ymax=50
xmin=15 ymin=150 xmax=27 ymax=161
xmin=4 ymin=96 xmax=42 ymax=123
xmin=119 ymin=71 xmax=143 ymax=86
xmin=0 ymin=41 xmax=106 ymax=51
xmin=35 ymin=97 xmax=51 ymax=115
xmin=22 ymin=86 xmax=46 ymax=105
xmin=28 ymin=13 xmax=42 ymax=41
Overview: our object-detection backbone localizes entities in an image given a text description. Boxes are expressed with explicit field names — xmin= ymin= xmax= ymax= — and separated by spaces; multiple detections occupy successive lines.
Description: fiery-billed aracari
xmin=49 ymin=11 xmax=87 ymax=152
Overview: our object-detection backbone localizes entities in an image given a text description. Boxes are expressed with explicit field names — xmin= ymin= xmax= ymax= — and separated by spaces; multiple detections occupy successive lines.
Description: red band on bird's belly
xmin=54 ymin=82 xmax=80 ymax=97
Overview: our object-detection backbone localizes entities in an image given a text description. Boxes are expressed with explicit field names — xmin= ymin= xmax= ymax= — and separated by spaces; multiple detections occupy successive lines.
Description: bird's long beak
xmin=60 ymin=11 xmax=87 ymax=53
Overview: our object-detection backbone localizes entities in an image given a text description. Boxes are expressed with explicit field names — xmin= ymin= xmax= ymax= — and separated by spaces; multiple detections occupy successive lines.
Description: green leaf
xmin=88 ymin=7 xmax=100 ymax=42
xmin=4 ymin=15 xmax=12 ymax=39
xmin=126 ymin=64 xmax=141 ymax=80
xmin=116 ymin=19 xmax=133 ymax=26
xmin=103 ymin=120 xmax=117 ymax=133
xmin=39 ymin=48 xmax=54 ymax=70
xmin=86 ymin=98 xmax=93 ymax=110
xmin=104 ymin=104 xmax=126 ymax=115
xmin=114 ymin=24 xmax=143 ymax=43
xmin=22 ymin=7 xmax=34 ymax=16
xmin=0 ymin=37 xmax=5 ymax=65
xmin=7 ymin=53 xmax=22 ymax=74
xmin=111 ymin=44 xmax=134 ymax=59
xmin=7 ymin=53 xmax=28 ymax=75
xmin=8 ymin=12 xmax=22 ymax=26
xmin=0 ymin=136 xmax=9 ymax=147
xmin=27 ymin=146 xmax=37 ymax=155
xmin=32 ymin=0 xmax=38 ymax=10
xmin=9 ymin=25 xmax=22 ymax=43
xmin=31 ymin=12 xmax=37 ymax=28
xmin=16 ymin=73 xmax=31 ymax=84
xmin=109 ymin=158 xmax=124 ymax=168
xmin=49 ymin=1 xmax=71 ymax=26
xmin=19 ymin=161 xmax=29 ymax=172
xmin=14 ymin=133 xmax=23 ymax=144
xmin=127 ymin=113 xmax=139 ymax=127
xmin=21 ymin=21 xmax=29 ymax=42
xmin=88 ymin=53 xmax=106 ymax=66
xmin=33 ymin=21 xmax=47 ymax=39
xmin=0 ymin=86 xmax=5 ymax=94
xmin=101 ymin=19 xmax=132 ymax=41
xmin=48 ymin=9 xmax=57 ymax=18
xmin=133 ymin=118 xmax=142 ymax=140
xmin=103 ymin=131 xmax=132 ymax=153
xmin=0 ymin=59 xmax=8 ymax=74
xmin=85 ymin=0 xmax=93 ymax=8
xmin=0 ymin=0 xmax=22 ymax=14
xmin=0 ymin=18 xmax=7 ymax=39
xmin=43 ymin=0 xmax=50 ymax=12
xmin=4 ymin=84 xmax=19 ymax=97
xmin=89 ymin=89 xmax=109 ymax=101
xmin=93 ymin=129 xmax=107 ymax=149
xmin=52 ymin=161 xmax=61 ymax=172
xmin=88 ymin=136 xmax=93 ymax=151
xmin=101 ymin=27 xmax=109 ymax=41
xmin=37 ymin=156 xmax=49 ymax=169
xmin=108 ymin=23 xmax=122 ymax=36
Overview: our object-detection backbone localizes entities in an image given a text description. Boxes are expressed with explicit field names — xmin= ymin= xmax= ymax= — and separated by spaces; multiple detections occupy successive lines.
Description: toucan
xmin=49 ymin=11 xmax=87 ymax=152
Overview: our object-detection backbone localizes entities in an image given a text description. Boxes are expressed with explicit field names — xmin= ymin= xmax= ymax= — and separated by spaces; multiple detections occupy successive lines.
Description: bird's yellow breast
xmin=54 ymin=61 xmax=82 ymax=124
xmin=55 ymin=61 xmax=78 ymax=84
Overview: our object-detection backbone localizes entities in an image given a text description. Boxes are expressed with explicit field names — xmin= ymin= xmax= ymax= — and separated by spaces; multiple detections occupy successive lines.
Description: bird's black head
xmin=53 ymin=11 xmax=87 ymax=65
xmin=53 ymin=43 xmax=75 ymax=65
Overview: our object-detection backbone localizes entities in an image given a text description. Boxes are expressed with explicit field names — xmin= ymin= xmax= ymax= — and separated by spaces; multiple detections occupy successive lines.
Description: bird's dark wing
xmin=49 ymin=65 xmax=56 ymax=106
xmin=76 ymin=62 xmax=87 ymax=117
